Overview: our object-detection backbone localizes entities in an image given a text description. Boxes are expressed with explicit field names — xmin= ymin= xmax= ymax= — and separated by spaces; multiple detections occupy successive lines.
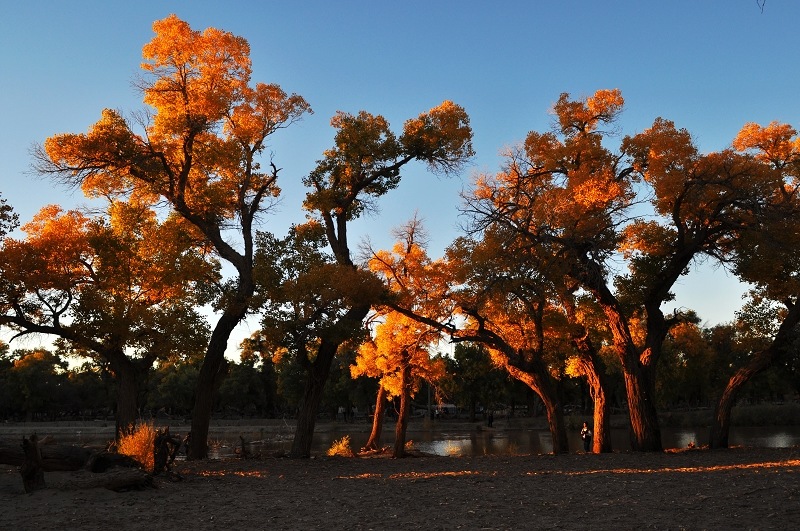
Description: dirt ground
xmin=2 ymin=446 xmax=799 ymax=530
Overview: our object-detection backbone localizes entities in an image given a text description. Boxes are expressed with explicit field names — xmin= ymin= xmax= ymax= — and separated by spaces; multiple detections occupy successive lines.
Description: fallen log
xmin=0 ymin=438 xmax=93 ymax=471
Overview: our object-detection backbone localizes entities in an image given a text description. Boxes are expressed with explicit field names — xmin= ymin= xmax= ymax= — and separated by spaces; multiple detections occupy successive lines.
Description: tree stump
xmin=153 ymin=427 xmax=183 ymax=479
xmin=20 ymin=434 xmax=46 ymax=493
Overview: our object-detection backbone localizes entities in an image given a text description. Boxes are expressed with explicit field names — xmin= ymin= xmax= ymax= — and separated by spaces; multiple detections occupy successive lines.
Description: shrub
xmin=117 ymin=422 xmax=155 ymax=472
xmin=327 ymin=435 xmax=354 ymax=457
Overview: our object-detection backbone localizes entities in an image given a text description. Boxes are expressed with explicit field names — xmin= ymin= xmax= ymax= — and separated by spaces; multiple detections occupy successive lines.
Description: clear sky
xmin=1 ymin=1 xmax=797 ymax=354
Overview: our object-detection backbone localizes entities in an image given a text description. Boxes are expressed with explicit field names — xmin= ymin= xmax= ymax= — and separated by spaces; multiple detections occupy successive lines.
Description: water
xmin=226 ymin=425 xmax=800 ymax=458
xmin=6 ymin=422 xmax=799 ymax=458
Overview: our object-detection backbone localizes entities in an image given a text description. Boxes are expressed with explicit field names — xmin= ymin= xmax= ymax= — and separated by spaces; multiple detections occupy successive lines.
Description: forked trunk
xmin=363 ymin=386 xmax=387 ymax=451
xmin=602 ymin=305 xmax=662 ymax=451
xmin=290 ymin=305 xmax=372 ymax=458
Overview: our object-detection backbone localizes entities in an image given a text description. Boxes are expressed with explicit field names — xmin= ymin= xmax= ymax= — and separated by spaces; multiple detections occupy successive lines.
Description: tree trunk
xmin=189 ymin=311 xmax=242 ymax=459
xmin=571 ymin=350 xmax=612 ymax=453
xmin=0 ymin=440 xmax=91 ymax=470
xmin=568 ymin=326 xmax=613 ymax=453
xmin=363 ymin=386 xmax=387 ymax=451
xmin=623 ymin=367 xmax=662 ymax=451
xmin=289 ymin=343 xmax=337 ymax=458
xmin=289 ymin=305 xmax=372 ymax=458
xmin=591 ymin=381 xmax=611 ymax=453
xmin=112 ymin=359 xmax=139 ymax=440
xmin=602 ymin=305 xmax=662 ymax=451
xmin=393 ymin=362 xmax=412 ymax=458
xmin=710 ymin=302 xmax=800 ymax=449
xmin=505 ymin=363 xmax=569 ymax=454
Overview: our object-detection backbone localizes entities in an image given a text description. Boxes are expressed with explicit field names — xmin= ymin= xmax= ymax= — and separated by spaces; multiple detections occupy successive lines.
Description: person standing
xmin=581 ymin=421 xmax=593 ymax=453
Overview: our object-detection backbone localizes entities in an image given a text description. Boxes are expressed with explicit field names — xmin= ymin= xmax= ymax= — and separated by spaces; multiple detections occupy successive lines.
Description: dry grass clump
xmin=117 ymin=422 xmax=155 ymax=472
xmin=327 ymin=435 xmax=355 ymax=457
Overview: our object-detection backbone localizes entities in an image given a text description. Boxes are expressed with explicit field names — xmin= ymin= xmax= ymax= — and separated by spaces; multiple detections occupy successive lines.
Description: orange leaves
xmin=733 ymin=121 xmax=800 ymax=169
xmin=401 ymin=100 xmax=474 ymax=173
xmin=586 ymin=89 xmax=624 ymax=120
xmin=37 ymin=15 xmax=314 ymax=259
xmin=622 ymin=118 xmax=697 ymax=195
xmin=618 ymin=221 xmax=675 ymax=259
xmin=142 ymin=15 xmax=251 ymax=132
xmin=355 ymin=312 xmax=444 ymax=397
xmin=10 ymin=206 xmax=93 ymax=289
xmin=227 ymin=83 xmax=311 ymax=145
xmin=570 ymin=171 xmax=626 ymax=210
xmin=553 ymin=88 xmax=623 ymax=136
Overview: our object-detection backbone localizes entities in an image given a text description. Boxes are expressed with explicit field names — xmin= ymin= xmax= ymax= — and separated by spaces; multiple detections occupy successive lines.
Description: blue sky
xmin=1 ymin=1 xmax=797 ymax=352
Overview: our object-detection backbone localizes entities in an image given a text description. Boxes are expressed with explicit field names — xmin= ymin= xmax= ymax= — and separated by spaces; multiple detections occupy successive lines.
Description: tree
xmin=364 ymin=217 xmax=454 ymax=456
xmin=464 ymin=89 xmax=780 ymax=451
xmin=444 ymin=232 xmax=573 ymax=453
xmin=0 ymin=202 xmax=212 ymax=437
xmin=354 ymin=312 xmax=444 ymax=457
xmin=259 ymin=101 xmax=472 ymax=457
xmin=4 ymin=348 xmax=69 ymax=421
xmin=708 ymin=120 xmax=800 ymax=448
xmin=0 ymin=194 xmax=18 ymax=239
xmin=34 ymin=16 xmax=311 ymax=457
xmin=440 ymin=343 xmax=507 ymax=422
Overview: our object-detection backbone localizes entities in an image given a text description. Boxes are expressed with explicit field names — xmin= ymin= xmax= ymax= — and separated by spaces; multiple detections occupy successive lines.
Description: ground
xmin=1 ymin=446 xmax=799 ymax=530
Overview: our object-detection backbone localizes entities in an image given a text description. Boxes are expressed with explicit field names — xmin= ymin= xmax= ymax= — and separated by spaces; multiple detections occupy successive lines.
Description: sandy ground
xmin=2 ymin=445 xmax=800 ymax=530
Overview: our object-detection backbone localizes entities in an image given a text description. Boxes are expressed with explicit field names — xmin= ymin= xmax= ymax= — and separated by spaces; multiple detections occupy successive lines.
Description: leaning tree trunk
xmin=571 ymin=353 xmax=612 ymax=453
xmin=189 ymin=311 xmax=242 ymax=459
xmin=710 ymin=370 xmax=753 ymax=449
xmin=710 ymin=302 xmax=800 ymax=449
xmin=506 ymin=363 xmax=569 ymax=454
xmin=363 ymin=385 xmax=387 ymax=451
xmin=392 ymin=362 xmax=412 ymax=458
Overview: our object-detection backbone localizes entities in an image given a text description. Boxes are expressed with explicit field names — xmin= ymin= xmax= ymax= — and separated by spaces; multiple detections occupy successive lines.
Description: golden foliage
xmin=733 ymin=121 xmax=799 ymax=167
xmin=117 ymin=422 xmax=155 ymax=472
xmin=327 ymin=436 xmax=355 ymax=457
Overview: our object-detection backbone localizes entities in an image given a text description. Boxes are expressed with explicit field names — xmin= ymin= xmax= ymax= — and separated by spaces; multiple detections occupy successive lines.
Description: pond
xmin=215 ymin=425 xmax=800 ymax=458
xmin=4 ymin=421 xmax=798 ymax=458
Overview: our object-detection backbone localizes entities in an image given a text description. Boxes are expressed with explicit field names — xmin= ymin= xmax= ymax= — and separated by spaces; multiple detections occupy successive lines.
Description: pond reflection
xmin=226 ymin=425 xmax=800 ymax=458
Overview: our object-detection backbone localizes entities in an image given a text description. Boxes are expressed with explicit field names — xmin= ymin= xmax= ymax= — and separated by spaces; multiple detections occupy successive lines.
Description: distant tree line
xmin=1 ymin=333 xmax=796 ymax=426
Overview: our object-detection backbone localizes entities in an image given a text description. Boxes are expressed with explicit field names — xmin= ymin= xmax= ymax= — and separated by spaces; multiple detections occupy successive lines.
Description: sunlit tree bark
xmin=364 ymin=385 xmax=387 ymax=451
